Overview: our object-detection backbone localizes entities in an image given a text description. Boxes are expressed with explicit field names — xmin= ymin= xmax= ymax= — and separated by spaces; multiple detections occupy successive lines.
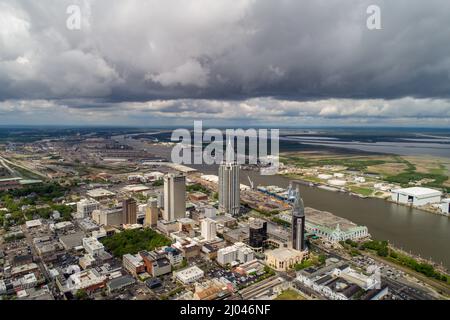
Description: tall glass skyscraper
xmin=163 ymin=173 xmax=186 ymax=221
xmin=292 ymin=187 xmax=306 ymax=251
xmin=219 ymin=140 xmax=240 ymax=216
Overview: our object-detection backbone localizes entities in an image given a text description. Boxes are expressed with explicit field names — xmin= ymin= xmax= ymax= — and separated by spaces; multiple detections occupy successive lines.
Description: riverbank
xmin=241 ymin=170 xmax=450 ymax=270
xmin=112 ymin=135 xmax=450 ymax=270
xmin=282 ymin=174 xmax=450 ymax=217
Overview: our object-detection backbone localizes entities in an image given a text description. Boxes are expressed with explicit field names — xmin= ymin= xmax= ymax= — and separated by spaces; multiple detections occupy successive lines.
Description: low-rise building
xmin=63 ymin=269 xmax=107 ymax=293
xmin=140 ymin=251 xmax=172 ymax=277
xmin=86 ymin=188 xmax=116 ymax=201
xmin=265 ymin=247 xmax=305 ymax=271
xmin=123 ymin=253 xmax=145 ymax=277
xmin=11 ymin=263 xmax=40 ymax=278
xmin=192 ymin=279 xmax=230 ymax=300
xmin=175 ymin=266 xmax=205 ymax=285
xmin=172 ymin=240 xmax=202 ymax=260
xmin=25 ymin=219 xmax=42 ymax=229
xmin=51 ymin=221 xmax=74 ymax=232
xmin=78 ymin=218 xmax=100 ymax=232
xmin=304 ymin=207 xmax=369 ymax=242
xmin=163 ymin=247 xmax=183 ymax=267
xmin=296 ymin=264 xmax=385 ymax=300
xmin=107 ymin=275 xmax=136 ymax=293
xmin=82 ymin=237 xmax=105 ymax=257
xmin=59 ymin=232 xmax=86 ymax=250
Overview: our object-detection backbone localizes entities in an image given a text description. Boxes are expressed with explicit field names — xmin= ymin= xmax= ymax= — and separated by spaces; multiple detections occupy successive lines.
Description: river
xmin=114 ymin=134 xmax=450 ymax=269
xmin=193 ymin=164 xmax=450 ymax=269
xmin=243 ymin=170 xmax=450 ymax=269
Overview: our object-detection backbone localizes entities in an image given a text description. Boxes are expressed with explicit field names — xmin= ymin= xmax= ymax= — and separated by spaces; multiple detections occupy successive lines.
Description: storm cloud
xmin=1 ymin=0 xmax=450 ymax=125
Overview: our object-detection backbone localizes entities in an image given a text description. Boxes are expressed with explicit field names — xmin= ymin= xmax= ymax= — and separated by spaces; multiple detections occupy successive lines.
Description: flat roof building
xmin=391 ymin=187 xmax=442 ymax=206
xmin=217 ymin=242 xmax=255 ymax=266
xmin=107 ymin=275 xmax=136 ymax=293
xmin=82 ymin=237 xmax=105 ymax=257
xmin=123 ymin=253 xmax=145 ymax=277
xmin=87 ymin=188 xmax=115 ymax=200
xmin=26 ymin=219 xmax=42 ymax=229
xmin=175 ymin=266 xmax=205 ymax=285
xmin=265 ymin=247 xmax=305 ymax=272
xmin=59 ymin=231 xmax=86 ymax=250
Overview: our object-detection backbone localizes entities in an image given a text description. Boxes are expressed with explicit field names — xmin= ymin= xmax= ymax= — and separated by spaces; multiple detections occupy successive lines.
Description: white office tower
xmin=157 ymin=193 xmax=164 ymax=209
xmin=219 ymin=140 xmax=240 ymax=216
xmin=75 ymin=199 xmax=99 ymax=219
xmin=163 ymin=173 xmax=186 ymax=221
xmin=201 ymin=218 xmax=217 ymax=241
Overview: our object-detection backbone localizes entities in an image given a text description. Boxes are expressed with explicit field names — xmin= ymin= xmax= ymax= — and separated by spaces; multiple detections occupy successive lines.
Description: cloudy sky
xmin=1 ymin=0 xmax=450 ymax=127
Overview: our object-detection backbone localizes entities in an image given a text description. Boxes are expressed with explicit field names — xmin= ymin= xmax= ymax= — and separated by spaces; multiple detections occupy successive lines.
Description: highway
xmin=0 ymin=154 xmax=47 ymax=179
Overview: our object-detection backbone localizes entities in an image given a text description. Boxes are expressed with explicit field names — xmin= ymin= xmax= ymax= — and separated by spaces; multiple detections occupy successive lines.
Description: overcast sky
xmin=1 ymin=0 xmax=450 ymax=126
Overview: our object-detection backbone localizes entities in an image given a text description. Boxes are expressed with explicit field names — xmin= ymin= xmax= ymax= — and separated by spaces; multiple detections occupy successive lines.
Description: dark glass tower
xmin=292 ymin=188 xmax=306 ymax=251
xmin=249 ymin=219 xmax=267 ymax=249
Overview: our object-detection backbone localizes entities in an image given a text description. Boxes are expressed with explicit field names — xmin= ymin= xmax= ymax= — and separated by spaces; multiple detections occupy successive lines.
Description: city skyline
xmin=0 ymin=0 xmax=449 ymax=305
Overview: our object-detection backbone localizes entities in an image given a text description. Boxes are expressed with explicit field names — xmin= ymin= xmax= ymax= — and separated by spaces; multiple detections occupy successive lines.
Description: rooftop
xmin=392 ymin=187 xmax=442 ymax=198
xmin=107 ymin=275 xmax=135 ymax=291
xmin=176 ymin=266 xmax=204 ymax=278
xmin=266 ymin=247 xmax=304 ymax=260
xmin=305 ymin=207 xmax=366 ymax=233
xmin=87 ymin=188 xmax=115 ymax=198
xmin=25 ymin=219 xmax=42 ymax=228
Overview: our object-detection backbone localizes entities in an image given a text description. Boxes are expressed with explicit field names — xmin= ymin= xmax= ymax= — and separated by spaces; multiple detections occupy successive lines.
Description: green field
xmin=349 ymin=186 xmax=373 ymax=197
xmin=275 ymin=289 xmax=305 ymax=300
xmin=282 ymin=153 xmax=450 ymax=193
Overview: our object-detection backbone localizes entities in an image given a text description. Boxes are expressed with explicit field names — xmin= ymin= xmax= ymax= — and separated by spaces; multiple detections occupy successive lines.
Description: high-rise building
xmin=157 ymin=193 xmax=164 ymax=209
xmin=122 ymin=198 xmax=137 ymax=225
xmin=201 ymin=218 xmax=217 ymax=241
xmin=249 ymin=218 xmax=267 ymax=249
xmin=219 ymin=140 xmax=240 ymax=216
xmin=291 ymin=187 xmax=306 ymax=251
xmin=145 ymin=200 xmax=159 ymax=227
xmin=163 ymin=174 xmax=186 ymax=221
xmin=75 ymin=198 xmax=100 ymax=219
xmin=92 ymin=208 xmax=122 ymax=226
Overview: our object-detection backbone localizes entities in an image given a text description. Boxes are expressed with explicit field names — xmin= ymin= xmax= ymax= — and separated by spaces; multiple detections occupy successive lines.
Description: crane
xmin=247 ymin=175 xmax=255 ymax=190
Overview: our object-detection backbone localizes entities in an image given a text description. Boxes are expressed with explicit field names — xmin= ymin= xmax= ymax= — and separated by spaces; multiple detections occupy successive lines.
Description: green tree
xmin=75 ymin=289 xmax=89 ymax=300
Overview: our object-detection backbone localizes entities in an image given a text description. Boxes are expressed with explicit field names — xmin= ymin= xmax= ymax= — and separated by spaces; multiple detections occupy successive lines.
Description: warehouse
xmin=390 ymin=187 xmax=442 ymax=206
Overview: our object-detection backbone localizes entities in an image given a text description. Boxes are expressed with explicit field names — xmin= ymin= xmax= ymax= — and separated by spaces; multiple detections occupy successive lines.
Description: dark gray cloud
xmin=1 ymin=0 xmax=450 ymax=125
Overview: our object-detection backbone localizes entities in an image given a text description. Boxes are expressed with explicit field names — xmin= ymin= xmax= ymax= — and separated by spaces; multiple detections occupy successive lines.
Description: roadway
xmin=0 ymin=154 xmax=48 ymax=179
xmin=21 ymin=224 xmax=58 ymax=299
